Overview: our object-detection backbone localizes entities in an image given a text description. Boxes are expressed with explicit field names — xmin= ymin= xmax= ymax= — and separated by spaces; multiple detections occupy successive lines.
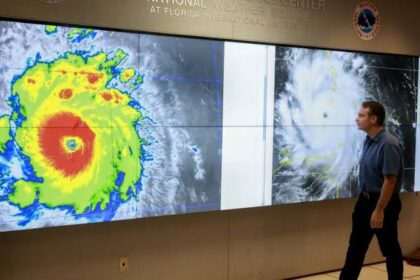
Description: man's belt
xmin=360 ymin=192 xmax=380 ymax=200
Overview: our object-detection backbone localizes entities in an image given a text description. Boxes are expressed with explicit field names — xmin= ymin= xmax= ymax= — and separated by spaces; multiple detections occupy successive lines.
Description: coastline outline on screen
xmin=0 ymin=19 xmax=418 ymax=232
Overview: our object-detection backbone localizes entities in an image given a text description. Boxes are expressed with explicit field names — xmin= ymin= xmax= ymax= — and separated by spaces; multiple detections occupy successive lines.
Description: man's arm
xmin=370 ymin=175 xmax=397 ymax=229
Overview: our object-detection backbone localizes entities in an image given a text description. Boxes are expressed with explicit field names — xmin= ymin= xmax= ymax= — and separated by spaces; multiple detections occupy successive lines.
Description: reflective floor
xmin=294 ymin=262 xmax=420 ymax=279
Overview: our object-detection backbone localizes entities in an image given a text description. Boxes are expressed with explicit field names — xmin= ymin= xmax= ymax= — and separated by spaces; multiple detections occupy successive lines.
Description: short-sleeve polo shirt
xmin=359 ymin=129 xmax=403 ymax=193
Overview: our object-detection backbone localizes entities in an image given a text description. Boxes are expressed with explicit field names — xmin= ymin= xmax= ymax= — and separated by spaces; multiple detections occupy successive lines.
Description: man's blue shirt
xmin=359 ymin=129 xmax=403 ymax=193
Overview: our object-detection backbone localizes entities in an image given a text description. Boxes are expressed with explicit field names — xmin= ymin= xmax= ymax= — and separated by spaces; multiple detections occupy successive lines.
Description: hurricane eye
xmin=66 ymin=139 xmax=77 ymax=151
xmin=60 ymin=135 xmax=84 ymax=154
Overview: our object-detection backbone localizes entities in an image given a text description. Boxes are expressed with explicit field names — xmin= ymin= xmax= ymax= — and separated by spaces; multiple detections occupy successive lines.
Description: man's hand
xmin=371 ymin=175 xmax=397 ymax=229
xmin=370 ymin=209 xmax=384 ymax=229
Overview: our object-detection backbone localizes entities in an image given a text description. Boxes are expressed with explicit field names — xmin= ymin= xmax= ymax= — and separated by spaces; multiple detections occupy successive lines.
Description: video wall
xmin=0 ymin=19 xmax=418 ymax=232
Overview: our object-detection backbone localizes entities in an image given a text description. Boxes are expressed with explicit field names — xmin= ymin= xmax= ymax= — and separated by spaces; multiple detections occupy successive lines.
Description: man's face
xmin=356 ymin=106 xmax=377 ymax=132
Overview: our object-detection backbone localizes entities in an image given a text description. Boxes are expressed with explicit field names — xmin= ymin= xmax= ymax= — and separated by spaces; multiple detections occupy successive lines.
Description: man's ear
xmin=370 ymin=115 xmax=377 ymax=125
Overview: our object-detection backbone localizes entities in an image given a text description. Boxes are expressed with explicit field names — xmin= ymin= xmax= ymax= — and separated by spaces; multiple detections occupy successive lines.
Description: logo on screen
xmin=353 ymin=1 xmax=380 ymax=40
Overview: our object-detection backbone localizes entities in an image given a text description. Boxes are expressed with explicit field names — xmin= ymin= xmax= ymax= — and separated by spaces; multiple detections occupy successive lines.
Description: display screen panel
xmin=272 ymin=47 xmax=418 ymax=204
xmin=0 ymin=19 xmax=418 ymax=232
xmin=0 ymin=20 xmax=223 ymax=231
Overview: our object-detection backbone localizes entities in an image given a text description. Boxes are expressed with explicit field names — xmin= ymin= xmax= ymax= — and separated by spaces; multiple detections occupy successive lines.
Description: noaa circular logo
xmin=353 ymin=1 xmax=380 ymax=40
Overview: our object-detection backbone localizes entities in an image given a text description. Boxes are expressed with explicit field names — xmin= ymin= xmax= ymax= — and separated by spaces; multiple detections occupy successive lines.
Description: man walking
xmin=340 ymin=101 xmax=403 ymax=280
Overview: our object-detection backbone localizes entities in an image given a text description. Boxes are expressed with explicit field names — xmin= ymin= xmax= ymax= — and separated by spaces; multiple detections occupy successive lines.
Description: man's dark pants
xmin=340 ymin=193 xmax=403 ymax=280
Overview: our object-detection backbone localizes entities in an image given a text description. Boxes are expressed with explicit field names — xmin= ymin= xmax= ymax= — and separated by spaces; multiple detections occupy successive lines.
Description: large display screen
xmin=0 ymin=19 xmax=418 ymax=232
xmin=271 ymin=47 xmax=418 ymax=204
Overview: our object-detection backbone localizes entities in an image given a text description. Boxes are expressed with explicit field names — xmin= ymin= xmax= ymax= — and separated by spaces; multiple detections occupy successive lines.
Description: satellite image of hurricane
xmin=272 ymin=46 xmax=418 ymax=204
xmin=0 ymin=20 xmax=223 ymax=232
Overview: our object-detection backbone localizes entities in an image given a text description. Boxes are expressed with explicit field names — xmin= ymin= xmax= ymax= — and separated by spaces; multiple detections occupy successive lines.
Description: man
xmin=340 ymin=101 xmax=403 ymax=280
